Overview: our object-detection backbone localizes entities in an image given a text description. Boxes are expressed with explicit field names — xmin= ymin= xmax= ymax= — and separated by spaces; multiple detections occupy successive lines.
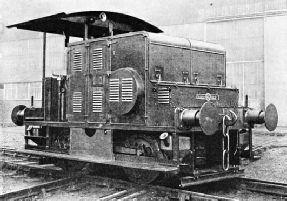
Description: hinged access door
xmin=67 ymin=44 xmax=88 ymax=122
xmin=191 ymin=51 xmax=225 ymax=86
xmin=108 ymin=34 xmax=146 ymax=124
xmin=87 ymin=40 xmax=109 ymax=122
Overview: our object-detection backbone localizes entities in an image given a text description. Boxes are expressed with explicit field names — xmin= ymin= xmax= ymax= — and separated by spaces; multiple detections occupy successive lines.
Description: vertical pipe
xmin=245 ymin=95 xmax=253 ymax=158
xmin=42 ymin=32 xmax=46 ymax=108
xmin=245 ymin=94 xmax=249 ymax=108
xmin=57 ymin=78 xmax=61 ymax=121
xmin=62 ymin=84 xmax=66 ymax=121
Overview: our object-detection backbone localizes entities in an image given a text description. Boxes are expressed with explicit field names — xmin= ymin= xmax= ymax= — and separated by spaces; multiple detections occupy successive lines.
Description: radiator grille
xmin=109 ymin=79 xmax=120 ymax=102
xmin=73 ymin=51 xmax=82 ymax=72
xmin=72 ymin=92 xmax=82 ymax=113
xmin=157 ymin=88 xmax=170 ymax=104
xmin=121 ymin=78 xmax=133 ymax=102
xmin=93 ymin=91 xmax=103 ymax=113
xmin=92 ymin=48 xmax=103 ymax=70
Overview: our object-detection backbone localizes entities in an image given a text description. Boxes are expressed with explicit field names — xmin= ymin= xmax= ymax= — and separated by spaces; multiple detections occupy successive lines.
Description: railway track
xmin=49 ymin=175 xmax=237 ymax=201
xmin=0 ymin=147 xmax=236 ymax=200
xmin=252 ymin=137 xmax=287 ymax=153
xmin=239 ymin=177 xmax=287 ymax=197
xmin=0 ymin=147 xmax=286 ymax=200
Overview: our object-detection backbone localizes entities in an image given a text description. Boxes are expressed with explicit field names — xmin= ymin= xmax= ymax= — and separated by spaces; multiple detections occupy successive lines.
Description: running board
xmin=1 ymin=148 xmax=179 ymax=174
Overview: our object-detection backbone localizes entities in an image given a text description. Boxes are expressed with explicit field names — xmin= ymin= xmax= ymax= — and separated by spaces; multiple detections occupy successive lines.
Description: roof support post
xmin=42 ymin=32 xmax=46 ymax=107
xmin=84 ymin=24 xmax=88 ymax=40
xmin=108 ymin=23 xmax=113 ymax=36
xmin=65 ymin=35 xmax=70 ymax=47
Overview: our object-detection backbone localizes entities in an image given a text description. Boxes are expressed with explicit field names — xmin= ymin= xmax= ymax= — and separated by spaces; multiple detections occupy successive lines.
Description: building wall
xmin=0 ymin=34 xmax=66 ymax=124
xmin=203 ymin=15 xmax=287 ymax=126
xmin=206 ymin=18 xmax=265 ymax=109
xmin=264 ymin=15 xmax=287 ymax=126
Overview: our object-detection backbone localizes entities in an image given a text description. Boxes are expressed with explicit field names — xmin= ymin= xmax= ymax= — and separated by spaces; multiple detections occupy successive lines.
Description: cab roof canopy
xmin=7 ymin=11 xmax=163 ymax=38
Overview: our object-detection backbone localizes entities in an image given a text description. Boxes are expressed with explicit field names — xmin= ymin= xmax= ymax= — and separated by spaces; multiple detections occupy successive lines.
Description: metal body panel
xmin=87 ymin=40 xmax=109 ymax=123
xmin=70 ymin=128 xmax=113 ymax=160
xmin=109 ymin=33 xmax=147 ymax=124
xmin=67 ymin=33 xmax=147 ymax=125
xmin=149 ymin=44 xmax=191 ymax=83
xmin=44 ymin=78 xmax=59 ymax=121
xmin=191 ymin=50 xmax=225 ymax=86
xmin=145 ymin=32 xmax=229 ymax=128
xmin=147 ymin=33 xmax=225 ymax=53
xmin=147 ymin=84 xmax=239 ymax=128
xmin=38 ymin=31 xmax=241 ymax=131
xmin=170 ymin=86 xmax=238 ymax=108
xmin=67 ymin=45 xmax=87 ymax=122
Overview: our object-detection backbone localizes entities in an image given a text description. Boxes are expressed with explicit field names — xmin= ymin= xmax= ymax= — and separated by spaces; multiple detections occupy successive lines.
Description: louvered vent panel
xmin=93 ymin=91 xmax=103 ymax=113
xmin=157 ymin=88 xmax=170 ymax=104
xmin=92 ymin=48 xmax=103 ymax=70
xmin=73 ymin=92 xmax=82 ymax=113
xmin=121 ymin=78 xmax=133 ymax=102
xmin=109 ymin=79 xmax=120 ymax=102
xmin=73 ymin=51 xmax=82 ymax=71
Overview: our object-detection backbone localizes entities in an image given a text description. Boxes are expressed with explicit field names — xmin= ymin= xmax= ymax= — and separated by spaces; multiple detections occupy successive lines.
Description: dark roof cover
xmin=7 ymin=11 xmax=163 ymax=38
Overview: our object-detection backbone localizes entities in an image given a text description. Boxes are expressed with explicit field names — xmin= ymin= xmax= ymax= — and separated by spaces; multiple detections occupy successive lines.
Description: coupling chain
xmin=222 ymin=115 xmax=230 ymax=171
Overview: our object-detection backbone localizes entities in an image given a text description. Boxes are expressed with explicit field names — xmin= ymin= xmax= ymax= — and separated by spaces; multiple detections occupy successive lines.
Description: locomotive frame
xmin=8 ymin=11 xmax=278 ymax=186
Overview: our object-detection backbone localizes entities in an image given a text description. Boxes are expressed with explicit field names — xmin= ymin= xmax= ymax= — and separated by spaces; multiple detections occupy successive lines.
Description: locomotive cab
xmin=9 ymin=11 xmax=278 ymax=186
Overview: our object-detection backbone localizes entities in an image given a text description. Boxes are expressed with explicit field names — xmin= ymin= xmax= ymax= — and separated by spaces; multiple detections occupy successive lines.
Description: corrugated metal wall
xmin=0 ymin=34 xmax=65 ymax=124
xmin=264 ymin=15 xmax=287 ymax=126
xmin=206 ymin=18 xmax=264 ymax=109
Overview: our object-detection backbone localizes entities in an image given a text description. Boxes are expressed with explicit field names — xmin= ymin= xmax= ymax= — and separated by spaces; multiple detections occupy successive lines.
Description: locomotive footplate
xmin=2 ymin=148 xmax=179 ymax=174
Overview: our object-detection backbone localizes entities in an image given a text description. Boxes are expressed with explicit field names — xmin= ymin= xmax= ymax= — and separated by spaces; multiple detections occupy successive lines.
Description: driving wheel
xmin=123 ymin=134 xmax=164 ymax=184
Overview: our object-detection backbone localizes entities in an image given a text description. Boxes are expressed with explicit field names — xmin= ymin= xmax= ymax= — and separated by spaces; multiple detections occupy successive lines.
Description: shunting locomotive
xmin=9 ymin=11 xmax=278 ymax=186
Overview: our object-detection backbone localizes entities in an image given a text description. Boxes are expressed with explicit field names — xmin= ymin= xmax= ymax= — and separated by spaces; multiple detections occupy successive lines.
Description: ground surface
xmin=0 ymin=126 xmax=287 ymax=185
xmin=243 ymin=127 xmax=287 ymax=183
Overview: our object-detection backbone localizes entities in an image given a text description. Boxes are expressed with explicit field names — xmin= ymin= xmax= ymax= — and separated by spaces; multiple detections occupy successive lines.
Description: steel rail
xmin=239 ymin=178 xmax=287 ymax=196
xmin=0 ymin=175 xmax=81 ymax=200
